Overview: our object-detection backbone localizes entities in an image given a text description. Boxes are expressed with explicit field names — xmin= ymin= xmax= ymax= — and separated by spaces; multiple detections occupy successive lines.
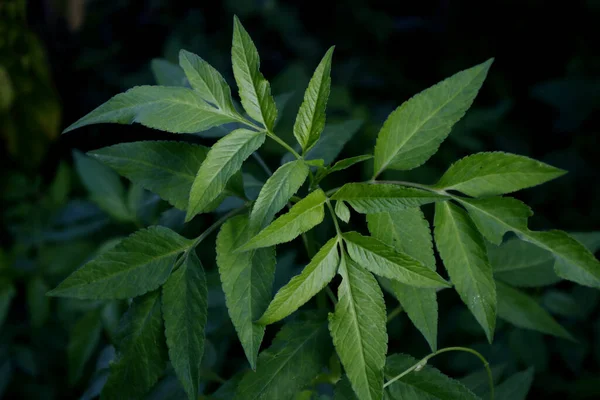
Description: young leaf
xmin=48 ymin=226 xmax=192 ymax=299
xmin=232 ymin=16 xmax=277 ymax=130
xmin=343 ymin=231 xmax=450 ymax=289
xmin=162 ymin=251 xmax=208 ymax=400
xmin=63 ymin=86 xmax=239 ymax=134
xmin=368 ymin=209 xmax=438 ymax=351
xmin=293 ymin=47 xmax=334 ymax=152
xmin=187 ymin=129 xmax=265 ymax=220
xmin=249 ymin=160 xmax=309 ymax=231
xmin=494 ymin=367 xmax=535 ymax=400
xmin=335 ymin=201 xmax=351 ymax=223
xmin=373 ymin=59 xmax=493 ymax=176
xmin=102 ymin=290 xmax=167 ymax=400
xmin=331 ymin=183 xmax=448 ymax=214
xmin=496 ymin=281 xmax=573 ymax=340
xmin=434 ymin=152 xmax=566 ymax=196
xmin=434 ymin=202 xmax=496 ymax=342
xmin=257 ymin=238 xmax=340 ymax=325
xmin=384 ymin=353 xmax=479 ymax=400
xmin=329 ymin=257 xmax=387 ymax=400
xmin=237 ymin=189 xmax=326 ymax=252
xmin=236 ymin=316 xmax=330 ymax=399
xmin=460 ymin=197 xmax=600 ymax=288
xmin=179 ymin=49 xmax=237 ymax=114
xmin=68 ymin=309 xmax=103 ymax=385
xmin=216 ymin=215 xmax=276 ymax=369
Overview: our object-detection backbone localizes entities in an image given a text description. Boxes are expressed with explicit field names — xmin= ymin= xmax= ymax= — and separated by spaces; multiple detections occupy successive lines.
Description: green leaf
xmin=496 ymin=281 xmax=573 ymax=340
xmin=335 ymin=201 xmax=351 ymax=223
xmin=373 ymin=59 xmax=492 ymax=176
xmin=293 ymin=47 xmax=334 ymax=152
xmin=327 ymin=155 xmax=373 ymax=176
xmin=74 ymin=151 xmax=131 ymax=221
xmin=334 ymin=376 xmax=358 ymax=400
xmin=162 ymin=252 xmax=207 ymax=400
xmin=343 ymin=231 xmax=450 ymax=289
xmin=64 ymin=86 xmax=239 ymax=134
xmin=187 ymin=129 xmax=265 ymax=220
xmin=257 ymin=238 xmax=340 ymax=325
xmin=384 ymin=353 xmax=479 ymax=400
xmin=368 ymin=209 xmax=438 ymax=351
xmin=331 ymin=183 xmax=448 ymax=214
xmin=0 ymin=279 xmax=15 ymax=328
xmin=460 ymin=197 xmax=600 ymax=288
xmin=249 ymin=160 xmax=309 ymax=231
xmin=68 ymin=309 xmax=103 ymax=385
xmin=434 ymin=202 xmax=496 ymax=342
xmin=179 ymin=49 xmax=237 ymax=114
xmin=236 ymin=316 xmax=330 ymax=400
xmin=494 ymin=367 xmax=534 ymax=400
xmin=232 ymin=16 xmax=277 ymax=130
xmin=150 ymin=59 xmax=187 ymax=87
xmin=329 ymin=257 xmax=387 ymax=400
xmin=102 ymin=290 xmax=167 ymax=400
xmin=48 ymin=226 xmax=192 ymax=299
xmin=434 ymin=152 xmax=565 ymax=196
xmin=237 ymin=189 xmax=326 ymax=252
xmin=26 ymin=276 xmax=49 ymax=328
xmin=216 ymin=215 xmax=276 ymax=369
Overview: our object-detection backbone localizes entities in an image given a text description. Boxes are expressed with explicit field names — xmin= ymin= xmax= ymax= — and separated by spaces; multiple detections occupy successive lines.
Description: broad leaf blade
xmin=343 ymin=231 xmax=450 ymax=289
xmin=257 ymin=238 xmax=340 ymax=325
xmin=249 ymin=160 xmax=309 ymax=231
xmin=294 ymin=47 xmax=334 ymax=152
xmin=435 ymin=152 xmax=565 ymax=196
xmin=237 ymin=189 xmax=326 ymax=252
xmin=64 ymin=86 xmax=238 ymax=134
xmin=374 ymin=59 xmax=492 ymax=176
xmin=102 ymin=290 xmax=167 ymax=400
xmin=237 ymin=317 xmax=330 ymax=400
xmin=329 ymin=257 xmax=387 ymax=400
xmin=216 ymin=215 xmax=276 ymax=369
xmin=68 ymin=309 xmax=103 ymax=385
xmin=162 ymin=252 xmax=208 ymax=400
xmin=232 ymin=16 xmax=277 ymax=130
xmin=496 ymin=281 xmax=572 ymax=340
xmin=368 ymin=209 xmax=438 ymax=350
xmin=187 ymin=129 xmax=265 ymax=220
xmin=331 ymin=183 xmax=448 ymax=214
xmin=384 ymin=353 xmax=479 ymax=400
xmin=434 ymin=202 xmax=496 ymax=342
xmin=48 ymin=226 xmax=191 ymax=299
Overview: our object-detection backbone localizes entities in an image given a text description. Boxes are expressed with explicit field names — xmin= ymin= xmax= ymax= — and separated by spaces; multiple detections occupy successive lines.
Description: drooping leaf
xmin=216 ymin=215 xmax=276 ymax=369
xmin=343 ymin=231 xmax=450 ymax=289
xmin=232 ymin=16 xmax=277 ymax=130
xmin=335 ymin=201 xmax=351 ymax=223
xmin=179 ymin=49 xmax=237 ymax=114
xmin=162 ymin=251 xmax=208 ymax=400
xmin=368 ymin=209 xmax=438 ymax=351
xmin=460 ymin=197 xmax=600 ymax=288
xmin=237 ymin=316 xmax=330 ymax=400
xmin=496 ymin=281 xmax=573 ymax=340
xmin=293 ymin=47 xmax=334 ymax=152
xmin=187 ymin=129 xmax=265 ymax=220
xmin=329 ymin=257 xmax=387 ymax=400
xmin=150 ymin=59 xmax=187 ymax=87
xmin=249 ymin=160 xmax=309 ymax=231
xmin=237 ymin=189 xmax=326 ymax=252
xmin=68 ymin=309 xmax=103 ymax=385
xmin=64 ymin=86 xmax=239 ymax=134
xmin=331 ymin=183 xmax=448 ymax=214
xmin=102 ymin=291 xmax=167 ymax=400
xmin=257 ymin=238 xmax=340 ymax=325
xmin=434 ymin=202 xmax=496 ymax=342
xmin=373 ymin=59 xmax=493 ymax=176
xmin=48 ymin=226 xmax=192 ymax=299
xmin=384 ymin=353 xmax=479 ymax=400
xmin=434 ymin=152 xmax=565 ymax=197
xmin=494 ymin=367 xmax=535 ymax=400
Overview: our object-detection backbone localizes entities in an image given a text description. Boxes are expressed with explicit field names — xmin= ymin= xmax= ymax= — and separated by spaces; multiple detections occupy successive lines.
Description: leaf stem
xmin=369 ymin=180 xmax=448 ymax=195
xmin=386 ymin=305 xmax=404 ymax=323
xmin=325 ymin=198 xmax=342 ymax=237
xmin=266 ymin=131 xmax=302 ymax=160
xmin=383 ymin=346 xmax=494 ymax=400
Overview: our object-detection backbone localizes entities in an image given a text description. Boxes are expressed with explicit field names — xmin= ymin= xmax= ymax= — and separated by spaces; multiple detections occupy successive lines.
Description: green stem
xmin=325 ymin=198 xmax=343 ymax=237
xmin=267 ymin=131 xmax=302 ymax=160
xmin=383 ymin=346 xmax=494 ymax=400
xmin=369 ymin=179 xmax=448 ymax=195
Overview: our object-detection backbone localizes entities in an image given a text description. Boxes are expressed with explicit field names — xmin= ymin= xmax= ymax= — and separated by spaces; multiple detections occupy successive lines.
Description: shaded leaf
xmin=494 ymin=368 xmax=534 ymax=400
xmin=68 ymin=309 xmax=103 ymax=385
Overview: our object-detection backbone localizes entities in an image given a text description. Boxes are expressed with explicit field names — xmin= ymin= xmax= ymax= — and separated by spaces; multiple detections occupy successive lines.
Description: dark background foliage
xmin=1 ymin=0 xmax=599 ymax=399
